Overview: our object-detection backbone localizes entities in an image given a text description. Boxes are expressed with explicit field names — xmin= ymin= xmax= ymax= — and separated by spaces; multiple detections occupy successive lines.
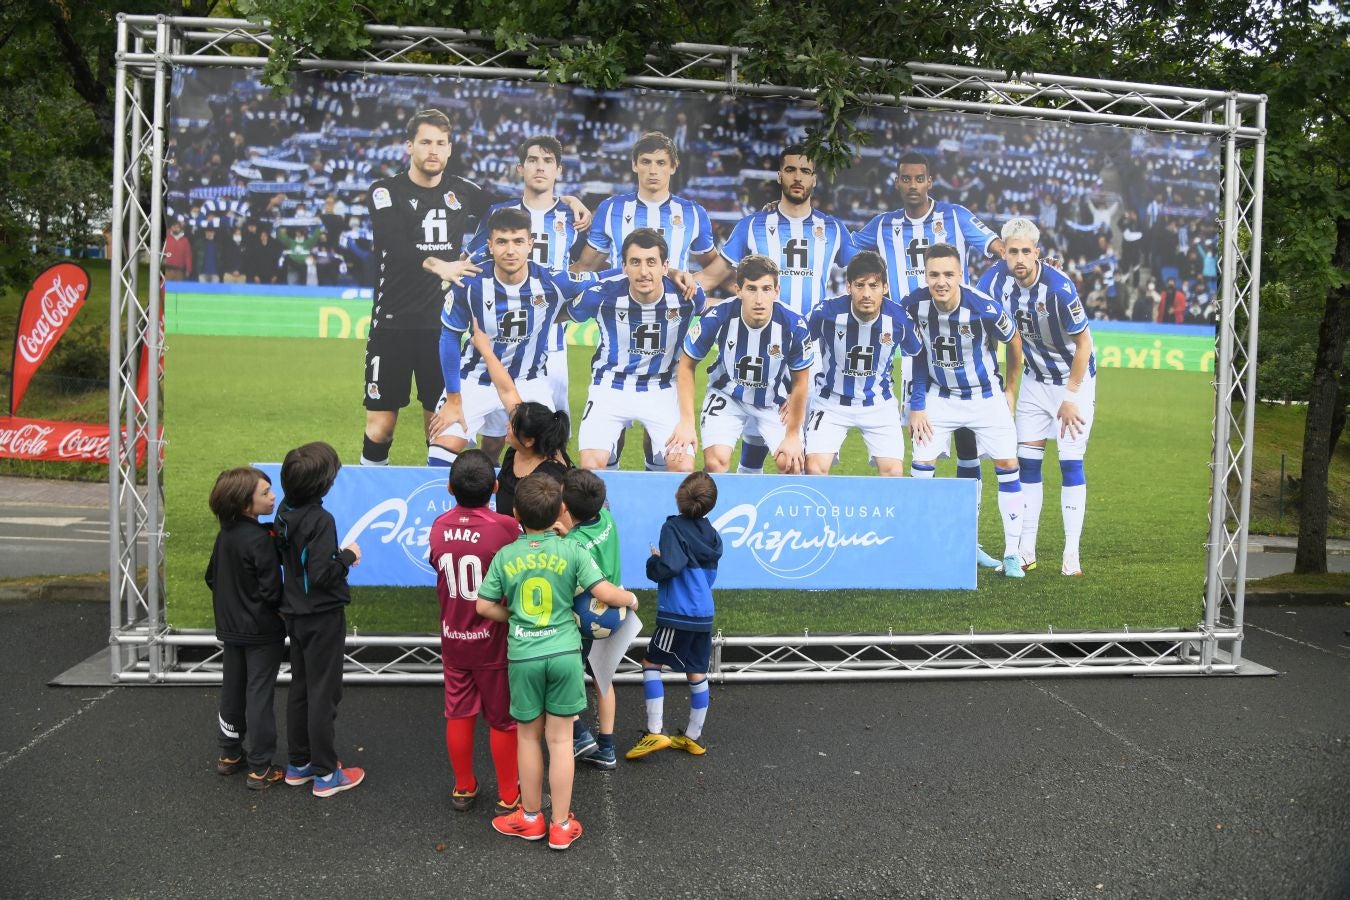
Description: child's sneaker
xmin=493 ymin=793 xmax=521 ymax=816
xmin=573 ymin=728 xmax=598 ymax=760
xmin=668 ymin=730 xmax=707 ymax=755
xmin=492 ymin=807 xmax=547 ymax=841
xmin=451 ymin=783 xmax=478 ymax=812
xmin=285 ymin=762 xmax=316 ymax=785
xmin=216 ymin=755 xmax=246 ymax=776
xmin=246 ymin=766 xmax=284 ymax=791
xmin=625 ymin=732 xmax=671 ymax=759
xmin=585 ymin=745 xmax=617 ymax=770
xmin=547 ymin=812 xmax=583 ymax=850
xmin=312 ymin=765 xmax=365 ymax=798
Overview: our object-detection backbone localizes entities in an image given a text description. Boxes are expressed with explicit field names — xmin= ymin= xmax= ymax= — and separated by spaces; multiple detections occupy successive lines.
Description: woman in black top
xmin=495 ymin=402 xmax=572 ymax=517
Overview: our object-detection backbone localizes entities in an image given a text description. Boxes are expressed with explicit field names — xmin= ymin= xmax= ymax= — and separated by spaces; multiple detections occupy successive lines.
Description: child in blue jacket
xmin=627 ymin=472 xmax=723 ymax=760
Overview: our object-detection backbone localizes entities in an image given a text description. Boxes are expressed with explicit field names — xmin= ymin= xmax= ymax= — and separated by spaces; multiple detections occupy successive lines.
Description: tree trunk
xmin=1294 ymin=216 xmax=1350 ymax=573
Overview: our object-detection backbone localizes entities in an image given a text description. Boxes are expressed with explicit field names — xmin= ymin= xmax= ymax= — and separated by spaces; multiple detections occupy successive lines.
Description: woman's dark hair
xmin=208 ymin=467 xmax=269 ymax=526
xmin=511 ymin=402 xmax=571 ymax=462
xmin=280 ymin=441 xmax=341 ymax=505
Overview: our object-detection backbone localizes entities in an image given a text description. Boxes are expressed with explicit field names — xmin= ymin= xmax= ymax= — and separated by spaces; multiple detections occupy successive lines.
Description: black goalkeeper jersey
xmin=369 ymin=171 xmax=486 ymax=331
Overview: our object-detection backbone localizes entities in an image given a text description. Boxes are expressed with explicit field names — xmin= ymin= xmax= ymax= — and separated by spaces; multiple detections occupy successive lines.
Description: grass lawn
xmin=1242 ymin=401 xmax=1350 ymax=538
xmin=161 ymin=332 xmax=1213 ymax=635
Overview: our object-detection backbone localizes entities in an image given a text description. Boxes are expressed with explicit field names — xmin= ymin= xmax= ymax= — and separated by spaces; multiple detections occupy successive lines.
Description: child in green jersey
xmin=561 ymin=469 xmax=624 ymax=770
xmin=476 ymin=472 xmax=638 ymax=851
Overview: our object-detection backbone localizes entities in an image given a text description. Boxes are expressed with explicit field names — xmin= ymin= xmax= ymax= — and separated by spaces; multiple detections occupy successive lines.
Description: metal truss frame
xmin=109 ymin=15 xmax=1265 ymax=683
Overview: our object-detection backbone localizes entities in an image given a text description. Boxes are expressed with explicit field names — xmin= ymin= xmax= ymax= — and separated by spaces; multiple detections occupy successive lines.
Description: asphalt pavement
xmin=1 ymin=595 xmax=1348 ymax=899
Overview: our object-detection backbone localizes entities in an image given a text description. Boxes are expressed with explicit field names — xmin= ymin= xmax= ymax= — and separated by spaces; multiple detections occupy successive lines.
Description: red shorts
xmin=443 ymin=665 xmax=515 ymax=732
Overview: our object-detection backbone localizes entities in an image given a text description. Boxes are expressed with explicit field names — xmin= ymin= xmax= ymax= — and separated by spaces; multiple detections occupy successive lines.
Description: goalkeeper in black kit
xmin=360 ymin=108 xmax=486 ymax=466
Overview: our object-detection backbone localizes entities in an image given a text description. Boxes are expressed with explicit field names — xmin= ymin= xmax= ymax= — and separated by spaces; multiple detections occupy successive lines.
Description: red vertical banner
xmin=9 ymin=263 xmax=90 ymax=415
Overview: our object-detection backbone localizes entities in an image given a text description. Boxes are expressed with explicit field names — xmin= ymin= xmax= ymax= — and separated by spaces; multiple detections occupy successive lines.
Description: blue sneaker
xmin=313 ymin=765 xmax=365 ymax=798
xmin=977 ymin=545 xmax=1001 ymax=568
xmin=1001 ymin=555 xmax=1026 ymax=579
xmin=585 ymin=745 xmax=617 ymax=770
xmin=573 ymin=728 xmax=598 ymax=760
xmin=285 ymin=762 xmax=316 ymax=785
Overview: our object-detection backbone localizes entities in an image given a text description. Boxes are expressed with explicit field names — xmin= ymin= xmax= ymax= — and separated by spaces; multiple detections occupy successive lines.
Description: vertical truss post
xmin=109 ymin=15 xmax=131 ymax=677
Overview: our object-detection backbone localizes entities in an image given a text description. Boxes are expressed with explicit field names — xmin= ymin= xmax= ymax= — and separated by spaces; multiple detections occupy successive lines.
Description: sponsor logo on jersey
xmin=767 ymin=224 xmax=777 ymax=235
xmin=836 ymin=328 xmax=846 ymax=339
xmin=688 ymin=322 xmax=701 ymax=341
xmin=409 ymin=198 xmax=418 ymax=210
xmin=1068 ymin=299 xmax=1086 ymax=324
xmin=996 ymin=313 xmax=1012 ymax=334
xmin=372 ymin=187 xmax=392 ymax=210
xmin=617 ymin=310 xmax=627 ymax=321
xmin=444 ymin=191 xmax=462 ymax=210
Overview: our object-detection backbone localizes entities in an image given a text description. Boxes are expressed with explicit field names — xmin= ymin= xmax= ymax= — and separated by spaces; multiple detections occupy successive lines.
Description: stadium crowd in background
xmin=167 ymin=73 xmax=1221 ymax=325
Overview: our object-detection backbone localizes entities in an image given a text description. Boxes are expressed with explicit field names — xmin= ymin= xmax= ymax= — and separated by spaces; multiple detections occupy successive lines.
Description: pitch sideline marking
xmin=0 ymin=688 xmax=115 ymax=772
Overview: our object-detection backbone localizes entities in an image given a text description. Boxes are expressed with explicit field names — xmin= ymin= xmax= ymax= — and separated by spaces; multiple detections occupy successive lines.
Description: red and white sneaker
xmin=1062 ymin=555 xmax=1083 ymax=577
xmin=548 ymin=812 xmax=583 ymax=850
xmin=492 ymin=807 xmax=547 ymax=841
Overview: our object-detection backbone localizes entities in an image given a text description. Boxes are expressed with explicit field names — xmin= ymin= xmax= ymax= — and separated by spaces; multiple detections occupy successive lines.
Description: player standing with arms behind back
xmin=977 ymin=217 xmax=1096 ymax=576
xmin=905 ymin=243 xmax=1025 ymax=579
xmin=361 ymin=109 xmax=485 ymax=467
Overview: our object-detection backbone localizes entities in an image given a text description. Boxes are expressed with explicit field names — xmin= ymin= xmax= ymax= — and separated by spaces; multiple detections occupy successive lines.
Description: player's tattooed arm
xmin=423 ymin=256 xmax=482 ymax=287
xmin=665 ymin=353 xmax=700 ymax=463
xmin=558 ymin=195 xmax=592 ymax=231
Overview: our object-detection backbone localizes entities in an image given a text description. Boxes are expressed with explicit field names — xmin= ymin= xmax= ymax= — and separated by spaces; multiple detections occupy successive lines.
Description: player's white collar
xmin=904 ymin=199 xmax=936 ymax=223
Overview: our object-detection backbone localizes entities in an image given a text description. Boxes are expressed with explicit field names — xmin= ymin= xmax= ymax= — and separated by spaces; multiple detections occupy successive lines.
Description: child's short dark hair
xmin=449 ymin=449 xmax=495 ymax=508
xmin=514 ymin=472 xmax=563 ymax=530
xmin=209 ymin=466 xmax=269 ymax=526
xmin=562 ymin=469 xmax=606 ymax=523
xmin=280 ymin=441 xmax=341 ymax=506
xmin=676 ymin=471 xmax=717 ymax=518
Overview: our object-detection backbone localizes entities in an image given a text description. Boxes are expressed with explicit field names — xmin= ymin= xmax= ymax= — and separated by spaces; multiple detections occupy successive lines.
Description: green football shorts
xmin=508 ymin=652 xmax=587 ymax=722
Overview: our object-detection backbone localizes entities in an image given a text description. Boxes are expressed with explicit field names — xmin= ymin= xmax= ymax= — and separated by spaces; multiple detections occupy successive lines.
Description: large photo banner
xmin=161 ymin=66 xmax=1219 ymax=627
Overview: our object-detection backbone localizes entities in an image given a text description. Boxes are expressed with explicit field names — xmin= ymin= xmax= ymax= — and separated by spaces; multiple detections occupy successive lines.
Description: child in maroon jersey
xmin=429 ymin=448 xmax=524 ymax=813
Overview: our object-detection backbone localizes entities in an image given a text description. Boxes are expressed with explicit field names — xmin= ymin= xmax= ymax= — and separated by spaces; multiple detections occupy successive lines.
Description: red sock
xmin=489 ymin=726 xmax=519 ymax=805
xmin=445 ymin=716 xmax=477 ymax=793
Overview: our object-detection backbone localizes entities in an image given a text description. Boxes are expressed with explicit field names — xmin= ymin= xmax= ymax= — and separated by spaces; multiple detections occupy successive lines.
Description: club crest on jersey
xmin=671 ymin=214 xmax=683 ymax=227
xmin=814 ymin=225 xmax=826 ymax=239
xmin=768 ymin=344 xmax=782 ymax=358
xmin=531 ymin=295 xmax=547 ymax=308
xmin=366 ymin=382 xmax=381 ymax=400
xmin=444 ymin=191 xmax=462 ymax=210
xmin=372 ymin=187 xmax=392 ymax=210
xmin=959 ymin=324 xmax=973 ymax=337
xmin=932 ymin=219 xmax=946 ymax=237
xmin=1036 ymin=300 xmax=1048 ymax=315
xmin=667 ymin=309 xmax=681 ymax=320
xmin=554 ymin=219 xmax=566 ymax=232
xmin=881 ymin=332 xmax=893 ymax=345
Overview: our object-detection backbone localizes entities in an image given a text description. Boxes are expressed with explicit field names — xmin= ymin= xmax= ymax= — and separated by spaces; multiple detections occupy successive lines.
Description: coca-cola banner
xmin=0 ymin=416 xmax=147 ymax=464
xmin=10 ymin=263 xmax=90 ymax=415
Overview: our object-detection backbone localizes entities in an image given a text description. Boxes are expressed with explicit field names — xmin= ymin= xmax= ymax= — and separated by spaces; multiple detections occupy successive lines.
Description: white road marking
xmin=0 ymin=517 xmax=88 ymax=527
xmin=0 ymin=689 xmax=116 ymax=772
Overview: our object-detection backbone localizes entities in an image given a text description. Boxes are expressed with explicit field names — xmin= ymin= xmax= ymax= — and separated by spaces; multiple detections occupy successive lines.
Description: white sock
xmin=1020 ymin=484 xmax=1043 ymax=563
xmin=1062 ymin=484 xmax=1087 ymax=561
xmin=995 ymin=467 xmax=1023 ymax=559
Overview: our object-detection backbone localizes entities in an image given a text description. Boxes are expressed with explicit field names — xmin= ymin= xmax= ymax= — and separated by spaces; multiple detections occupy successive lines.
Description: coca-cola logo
xmin=57 ymin=428 xmax=110 ymax=460
xmin=0 ymin=423 xmax=54 ymax=457
xmin=16 ymin=271 xmax=86 ymax=364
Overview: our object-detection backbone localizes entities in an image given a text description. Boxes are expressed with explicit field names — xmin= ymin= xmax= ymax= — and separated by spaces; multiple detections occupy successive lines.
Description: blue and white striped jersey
xmin=466 ymin=198 xmax=579 ymax=353
xmin=904 ymin=285 xmax=1016 ymax=407
xmin=719 ymin=209 xmax=858 ymax=317
xmin=853 ymin=200 xmax=999 ymax=301
xmin=808 ymin=295 xmax=922 ymax=407
xmin=586 ymin=192 xmax=715 ymax=270
xmin=976 ymin=260 xmax=1096 ymax=386
xmin=567 ymin=275 xmax=703 ymax=391
xmin=440 ymin=261 xmax=590 ymax=386
xmin=683 ymin=299 xmax=814 ymax=408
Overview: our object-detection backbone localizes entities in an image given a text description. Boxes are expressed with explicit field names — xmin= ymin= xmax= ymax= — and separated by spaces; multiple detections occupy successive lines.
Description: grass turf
xmin=162 ymin=332 xmax=1212 ymax=634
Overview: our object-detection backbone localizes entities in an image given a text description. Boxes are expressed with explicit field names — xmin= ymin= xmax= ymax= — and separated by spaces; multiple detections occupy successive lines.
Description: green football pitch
xmin=164 ymin=333 xmax=1210 ymax=634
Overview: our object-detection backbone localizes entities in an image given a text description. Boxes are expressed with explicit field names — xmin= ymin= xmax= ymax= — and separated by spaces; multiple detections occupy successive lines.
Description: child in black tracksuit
xmin=273 ymin=441 xmax=365 ymax=798
xmin=206 ymin=466 xmax=285 ymax=789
